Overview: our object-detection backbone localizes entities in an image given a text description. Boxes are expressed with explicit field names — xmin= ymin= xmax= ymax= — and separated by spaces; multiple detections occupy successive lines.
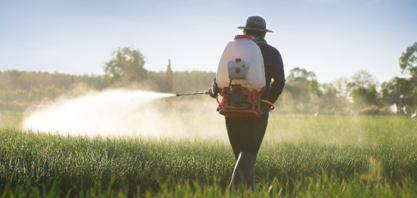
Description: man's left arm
xmin=269 ymin=50 xmax=285 ymax=104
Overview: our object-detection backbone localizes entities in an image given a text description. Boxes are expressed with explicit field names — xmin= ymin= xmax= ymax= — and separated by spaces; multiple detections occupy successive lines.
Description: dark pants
xmin=225 ymin=117 xmax=268 ymax=158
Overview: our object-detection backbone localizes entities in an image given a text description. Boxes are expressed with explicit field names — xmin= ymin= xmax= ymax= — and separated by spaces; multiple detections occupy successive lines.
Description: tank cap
xmin=236 ymin=58 xmax=241 ymax=62
xmin=234 ymin=35 xmax=254 ymax=41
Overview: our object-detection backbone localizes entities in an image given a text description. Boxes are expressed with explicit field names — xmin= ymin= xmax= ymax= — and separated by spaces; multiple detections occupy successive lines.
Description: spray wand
xmin=176 ymin=91 xmax=209 ymax=97
xmin=176 ymin=90 xmax=221 ymax=105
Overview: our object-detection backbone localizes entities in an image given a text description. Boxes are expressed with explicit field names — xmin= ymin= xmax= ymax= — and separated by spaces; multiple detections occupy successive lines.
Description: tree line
xmin=1 ymin=43 xmax=416 ymax=115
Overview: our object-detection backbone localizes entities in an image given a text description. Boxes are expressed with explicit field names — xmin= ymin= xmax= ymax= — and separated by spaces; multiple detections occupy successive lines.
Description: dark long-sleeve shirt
xmin=260 ymin=44 xmax=285 ymax=118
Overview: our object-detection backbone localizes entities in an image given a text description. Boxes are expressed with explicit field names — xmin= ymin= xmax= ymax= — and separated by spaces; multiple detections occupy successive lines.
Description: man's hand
xmin=209 ymin=77 xmax=219 ymax=98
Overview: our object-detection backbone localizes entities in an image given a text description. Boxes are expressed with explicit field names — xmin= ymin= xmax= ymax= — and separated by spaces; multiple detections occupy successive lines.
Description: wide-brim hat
xmin=237 ymin=16 xmax=273 ymax=33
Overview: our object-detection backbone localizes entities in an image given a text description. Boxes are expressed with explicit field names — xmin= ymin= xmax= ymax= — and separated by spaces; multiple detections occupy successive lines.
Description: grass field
xmin=1 ymin=111 xmax=417 ymax=197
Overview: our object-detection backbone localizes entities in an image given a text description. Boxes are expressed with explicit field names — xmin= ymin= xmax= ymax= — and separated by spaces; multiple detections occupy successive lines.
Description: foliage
xmin=0 ymin=83 xmax=98 ymax=111
xmin=380 ymin=77 xmax=417 ymax=115
xmin=381 ymin=77 xmax=415 ymax=98
xmin=347 ymin=70 xmax=378 ymax=108
xmin=0 ymin=70 xmax=216 ymax=111
xmin=147 ymin=70 xmax=216 ymax=94
xmin=0 ymin=67 xmax=408 ymax=115
xmin=282 ymin=68 xmax=317 ymax=113
xmin=0 ymin=70 xmax=109 ymax=91
xmin=308 ymin=79 xmax=321 ymax=112
xmin=332 ymin=77 xmax=350 ymax=98
xmin=103 ymin=47 xmax=147 ymax=85
xmin=351 ymin=85 xmax=377 ymax=109
xmin=286 ymin=67 xmax=317 ymax=84
xmin=0 ymin=89 xmax=28 ymax=103
xmin=347 ymin=70 xmax=378 ymax=90
xmin=281 ymin=68 xmax=352 ymax=114
xmin=318 ymin=83 xmax=349 ymax=114
xmin=1 ymin=114 xmax=417 ymax=197
xmin=27 ymin=85 xmax=66 ymax=101
xmin=3 ymin=41 xmax=417 ymax=115
xmin=399 ymin=42 xmax=417 ymax=77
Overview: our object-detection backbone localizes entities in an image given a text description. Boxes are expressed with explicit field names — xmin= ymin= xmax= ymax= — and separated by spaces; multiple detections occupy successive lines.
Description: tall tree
xmin=399 ymin=42 xmax=417 ymax=77
xmin=103 ymin=47 xmax=148 ymax=85
xmin=347 ymin=70 xmax=378 ymax=90
xmin=286 ymin=67 xmax=317 ymax=84
xmin=283 ymin=67 xmax=317 ymax=113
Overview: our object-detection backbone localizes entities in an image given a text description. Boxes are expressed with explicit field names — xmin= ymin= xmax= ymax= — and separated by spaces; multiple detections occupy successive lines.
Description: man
xmin=209 ymin=16 xmax=285 ymax=191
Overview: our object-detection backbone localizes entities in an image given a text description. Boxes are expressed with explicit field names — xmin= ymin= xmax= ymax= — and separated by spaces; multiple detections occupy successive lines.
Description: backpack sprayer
xmin=176 ymin=35 xmax=274 ymax=117
xmin=175 ymin=86 xmax=274 ymax=117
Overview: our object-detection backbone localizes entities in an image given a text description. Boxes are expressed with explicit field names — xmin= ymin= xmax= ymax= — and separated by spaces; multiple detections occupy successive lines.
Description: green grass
xmin=1 ymin=112 xmax=417 ymax=197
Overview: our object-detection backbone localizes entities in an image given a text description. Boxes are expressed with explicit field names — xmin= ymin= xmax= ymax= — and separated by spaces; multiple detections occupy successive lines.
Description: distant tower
xmin=165 ymin=59 xmax=173 ymax=93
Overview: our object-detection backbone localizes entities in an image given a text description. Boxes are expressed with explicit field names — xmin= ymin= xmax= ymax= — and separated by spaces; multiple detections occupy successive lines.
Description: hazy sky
xmin=0 ymin=0 xmax=416 ymax=83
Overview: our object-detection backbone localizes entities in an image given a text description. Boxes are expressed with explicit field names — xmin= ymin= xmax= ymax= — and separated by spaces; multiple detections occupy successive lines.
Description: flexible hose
xmin=204 ymin=90 xmax=221 ymax=105
xmin=261 ymin=100 xmax=275 ymax=111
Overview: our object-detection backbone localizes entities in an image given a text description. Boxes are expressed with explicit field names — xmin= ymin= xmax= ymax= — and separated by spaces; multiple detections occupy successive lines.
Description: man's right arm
xmin=209 ymin=77 xmax=219 ymax=98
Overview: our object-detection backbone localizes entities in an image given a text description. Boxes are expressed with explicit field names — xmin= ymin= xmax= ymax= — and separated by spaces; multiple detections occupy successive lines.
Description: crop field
xmin=1 ymin=110 xmax=417 ymax=197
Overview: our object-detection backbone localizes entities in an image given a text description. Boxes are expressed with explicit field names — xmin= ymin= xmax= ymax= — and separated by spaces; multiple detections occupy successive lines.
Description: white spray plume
xmin=22 ymin=89 xmax=227 ymax=139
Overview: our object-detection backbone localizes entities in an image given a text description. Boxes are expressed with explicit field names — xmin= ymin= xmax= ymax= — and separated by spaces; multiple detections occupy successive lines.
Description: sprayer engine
xmin=218 ymin=84 xmax=264 ymax=117
xmin=224 ymin=85 xmax=251 ymax=109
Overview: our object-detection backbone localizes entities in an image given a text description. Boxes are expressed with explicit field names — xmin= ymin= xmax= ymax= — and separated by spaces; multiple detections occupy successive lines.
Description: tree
xmin=381 ymin=77 xmax=414 ymax=98
xmin=319 ymin=83 xmax=348 ymax=114
xmin=351 ymin=85 xmax=377 ymax=109
xmin=284 ymin=67 xmax=317 ymax=113
xmin=103 ymin=47 xmax=148 ymax=85
xmin=347 ymin=70 xmax=378 ymax=90
xmin=286 ymin=67 xmax=317 ymax=84
xmin=308 ymin=79 xmax=321 ymax=112
xmin=399 ymin=42 xmax=417 ymax=77
xmin=332 ymin=77 xmax=350 ymax=98
xmin=308 ymin=79 xmax=321 ymax=97
xmin=380 ymin=77 xmax=415 ymax=114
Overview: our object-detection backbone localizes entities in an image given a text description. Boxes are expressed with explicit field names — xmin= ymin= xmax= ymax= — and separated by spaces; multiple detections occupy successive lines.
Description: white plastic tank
xmin=216 ymin=35 xmax=266 ymax=91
